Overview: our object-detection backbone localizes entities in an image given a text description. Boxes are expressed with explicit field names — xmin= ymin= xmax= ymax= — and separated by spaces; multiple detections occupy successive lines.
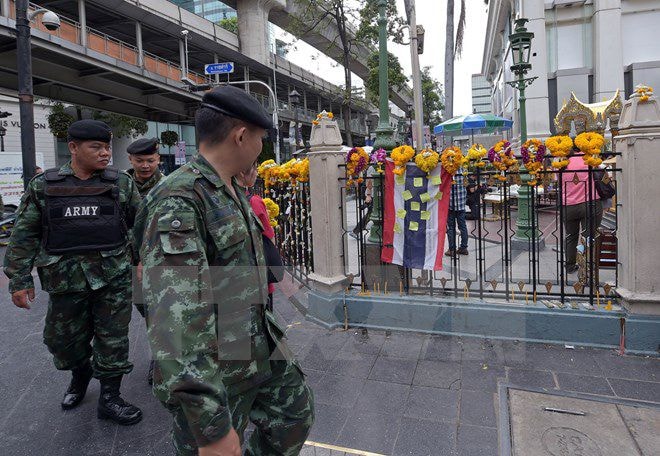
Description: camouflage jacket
xmin=3 ymin=162 xmax=141 ymax=294
xmin=134 ymin=154 xmax=293 ymax=447
xmin=126 ymin=168 xmax=164 ymax=198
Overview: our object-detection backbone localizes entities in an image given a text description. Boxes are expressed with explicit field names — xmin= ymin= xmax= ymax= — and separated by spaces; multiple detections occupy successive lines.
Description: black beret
xmin=127 ymin=137 xmax=159 ymax=155
xmin=200 ymin=85 xmax=273 ymax=130
xmin=67 ymin=120 xmax=112 ymax=143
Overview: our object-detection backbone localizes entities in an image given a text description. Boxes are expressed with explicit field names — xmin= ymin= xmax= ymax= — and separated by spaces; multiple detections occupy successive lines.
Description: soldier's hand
xmin=12 ymin=289 xmax=35 ymax=309
xmin=198 ymin=428 xmax=241 ymax=456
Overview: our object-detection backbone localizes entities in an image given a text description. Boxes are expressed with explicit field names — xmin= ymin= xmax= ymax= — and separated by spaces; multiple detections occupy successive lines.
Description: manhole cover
xmin=504 ymin=389 xmax=660 ymax=456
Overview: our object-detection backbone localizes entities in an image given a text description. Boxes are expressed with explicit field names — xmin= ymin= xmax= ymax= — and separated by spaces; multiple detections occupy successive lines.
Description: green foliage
xmin=355 ymin=0 xmax=406 ymax=47
xmin=259 ymin=139 xmax=275 ymax=163
xmin=420 ymin=67 xmax=444 ymax=127
xmin=218 ymin=17 xmax=238 ymax=34
xmin=160 ymin=130 xmax=179 ymax=147
xmin=93 ymin=111 xmax=148 ymax=139
xmin=47 ymin=103 xmax=75 ymax=139
xmin=365 ymin=51 xmax=408 ymax=104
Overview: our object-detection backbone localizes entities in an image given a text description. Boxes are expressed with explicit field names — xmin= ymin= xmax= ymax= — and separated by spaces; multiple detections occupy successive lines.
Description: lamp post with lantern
xmin=506 ymin=17 xmax=543 ymax=249
xmin=289 ymin=89 xmax=301 ymax=158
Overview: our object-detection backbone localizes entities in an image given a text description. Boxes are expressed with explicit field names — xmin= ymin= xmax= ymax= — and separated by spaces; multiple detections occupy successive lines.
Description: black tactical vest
xmin=42 ymin=167 xmax=126 ymax=254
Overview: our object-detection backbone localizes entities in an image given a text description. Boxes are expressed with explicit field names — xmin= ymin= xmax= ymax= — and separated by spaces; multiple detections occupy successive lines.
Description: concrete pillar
xmin=303 ymin=90 xmax=308 ymax=113
xmin=78 ymin=0 xmax=87 ymax=47
xmin=135 ymin=21 xmax=144 ymax=67
xmin=235 ymin=0 xmax=285 ymax=66
xmin=593 ymin=0 xmax=624 ymax=101
xmin=1 ymin=0 xmax=10 ymax=18
xmin=520 ymin=0 xmax=551 ymax=138
xmin=179 ymin=39 xmax=186 ymax=76
xmin=307 ymin=113 xmax=347 ymax=294
xmin=317 ymin=97 xmax=321 ymax=113
xmin=244 ymin=67 xmax=250 ymax=93
xmin=614 ymin=89 xmax=660 ymax=315
xmin=214 ymin=53 xmax=220 ymax=84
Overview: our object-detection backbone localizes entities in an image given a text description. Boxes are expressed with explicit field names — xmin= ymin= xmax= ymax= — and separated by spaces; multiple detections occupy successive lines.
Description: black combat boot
xmin=147 ymin=360 xmax=154 ymax=386
xmin=97 ymin=376 xmax=143 ymax=425
xmin=61 ymin=360 xmax=93 ymax=410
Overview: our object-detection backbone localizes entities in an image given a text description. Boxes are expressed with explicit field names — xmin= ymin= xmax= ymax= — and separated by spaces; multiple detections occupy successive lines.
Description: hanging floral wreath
xmin=520 ymin=139 xmax=546 ymax=186
xmin=487 ymin=140 xmax=517 ymax=181
xmin=257 ymin=159 xmax=279 ymax=193
xmin=370 ymin=148 xmax=387 ymax=174
xmin=263 ymin=198 xmax=280 ymax=227
xmin=440 ymin=146 xmax=466 ymax=176
xmin=295 ymin=158 xmax=310 ymax=183
xmin=391 ymin=145 xmax=415 ymax=176
xmin=414 ymin=148 xmax=440 ymax=175
xmin=575 ymin=132 xmax=604 ymax=167
xmin=466 ymin=143 xmax=488 ymax=168
xmin=312 ymin=111 xmax=335 ymax=125
xmin=635 ymin=84 xmax=654 ymax=103
xmin=345 ymin=146 xmax=370 ymax=186
xmin=545 ymin=135 xmax=573 ymax=169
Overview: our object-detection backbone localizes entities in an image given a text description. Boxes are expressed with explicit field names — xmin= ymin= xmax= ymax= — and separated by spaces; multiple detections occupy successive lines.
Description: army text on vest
xmin=43 ymin=167 xmax=127 ymax=254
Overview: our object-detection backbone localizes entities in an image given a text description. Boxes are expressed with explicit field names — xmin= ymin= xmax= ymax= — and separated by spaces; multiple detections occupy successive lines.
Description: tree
xmin=218 ymin=17 xmax=238 ymax=34
xmin=47 ymin=103 xmax=148 ymax=140
xmin=355 ymin=0 xmax=406 ymax=47
xmin=365 ymin=51 xmax=408 ymax=105
xmin=420 ymin=66 xmax=444 ymax=128
xmin=444 ymin=0 xmax=465 ymax=119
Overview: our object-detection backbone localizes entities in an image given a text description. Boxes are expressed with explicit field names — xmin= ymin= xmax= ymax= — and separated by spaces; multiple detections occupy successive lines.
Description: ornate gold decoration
xmin=554 ymin=91 xmax=623 ymax=135
xmin=490 ymin=280 xmax=498 ymax=291
xmin=440 ymin=277 xmax=448 ymax=288
xmin=518 ymin=281 xmax=525 ymax=292
xmin=603 ymin=283 xmax=612 ymax=296
xmin=573 ymin=282 xmax=585 ymax=294
xmin=465 ymin=278 xmax=473 ymax=290
xmin=545 ymin=282 xmax=553 ymax=293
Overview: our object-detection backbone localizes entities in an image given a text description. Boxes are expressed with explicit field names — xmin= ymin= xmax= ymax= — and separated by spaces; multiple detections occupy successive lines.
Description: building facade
xmin=471 ymin=74 xmax=492 ymax=114
xmin=482 ymin=0 xmax=660 ymax=139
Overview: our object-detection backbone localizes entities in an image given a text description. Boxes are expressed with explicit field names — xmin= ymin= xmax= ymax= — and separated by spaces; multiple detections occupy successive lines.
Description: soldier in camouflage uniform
xmin=3 ymin=120 xmax=143 ymax=425
xmin=134 ymin=86 xmax=314 ymax=456
xmin=126 ymin=137 xmax=164 ymax=198
xmin=126 ymin=136 xmax=164 ymax=385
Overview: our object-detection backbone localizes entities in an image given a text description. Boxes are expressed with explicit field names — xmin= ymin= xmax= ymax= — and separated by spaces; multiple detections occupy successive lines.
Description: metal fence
xmin=340 ymin=157 xmax=621 ymax=307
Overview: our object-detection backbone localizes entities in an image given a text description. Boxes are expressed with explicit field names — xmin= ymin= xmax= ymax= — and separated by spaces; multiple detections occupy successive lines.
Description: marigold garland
xmin=345 ymin=146 xmax=370 ymax=186
xmin=466 ymin=144 xmax=488 ymax=168
xmin=257 ymin=159 xmax=279 ymax=192
xmin=545 ymin=135 xmax=573 ymax=169
xmin=391 ymin=145 xmax=415 ymax=176
xmin=635 ymin=84 xmax=654 ymax=103
xmin=263 ymin=198 xmax=280 ymax=227
xmin=414 ymin=148 xmax=440 ymax=175
xmin=488 ymin=140 xmax=517 ymax=181
xmin=370 ymin=148 xmax=387 ymax=174
xmin=440 ymin=146 xmax=466 ymax=176
xmin=521 ymin=139 xmax=546 ymax=186
xmin=575 ymin=132 xmax=604 ymax=167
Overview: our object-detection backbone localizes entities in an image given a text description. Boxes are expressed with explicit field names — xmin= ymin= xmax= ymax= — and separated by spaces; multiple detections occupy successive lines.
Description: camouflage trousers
xmin=43 ymin=276 xmax=134 ymax=379
xmin=171 ymin=360 xmax=314 ymax=456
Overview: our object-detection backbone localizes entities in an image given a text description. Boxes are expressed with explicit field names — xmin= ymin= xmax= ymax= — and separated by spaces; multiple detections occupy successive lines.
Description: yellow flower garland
xmin=414 ymin=149 xmax=440 ymax=175
xmin=635 ymin=84 xmax=654 ymax=103
xmin=263 ymin=198 xmax=280 ymax=227
xmin=545 ymin=135 xmax=573 ymax=169
xmin=440 ymin=146 xmax=466 ymax=176
xmin=467 ymin=144 xmax=488 ymax=168
xmin=575 ymin=132 xmax=604 ymax=167
xmin=391 ymin=145 xmax=415 ymax=176
xmin=346 ymin=146 xmax=370 ymax=186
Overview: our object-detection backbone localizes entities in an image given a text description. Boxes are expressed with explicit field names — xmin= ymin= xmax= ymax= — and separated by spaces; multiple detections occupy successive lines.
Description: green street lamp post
xmin=506 ymin=18 xmax=543 ymax=249
xmin=368 ymin=0 xmax=397 ymax=244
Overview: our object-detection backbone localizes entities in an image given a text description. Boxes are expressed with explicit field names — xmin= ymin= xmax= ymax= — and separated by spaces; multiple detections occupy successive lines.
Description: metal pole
xmin=135 ymin=21 xmax=143 ymax=67
xmin=404 ymin=0 xmax=424 ymax=152
xmin=519 ymin=77 xmax=527 ymax=143
xmin=16 ymin=0 xmax=36 ymax=189
xmin=78 ymin=0 xmax=87 ymax=47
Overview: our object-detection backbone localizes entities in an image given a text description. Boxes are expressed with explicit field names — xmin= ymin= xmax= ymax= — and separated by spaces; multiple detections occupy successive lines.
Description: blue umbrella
xmin=433 ymin=113 xmax=514 ymax=136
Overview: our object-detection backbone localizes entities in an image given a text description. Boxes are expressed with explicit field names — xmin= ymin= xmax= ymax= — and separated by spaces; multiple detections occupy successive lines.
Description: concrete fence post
xmin=614 ymin=86 xmax=660 ymax=353
xmin=306 ymin=112 xmax=347 ymax=294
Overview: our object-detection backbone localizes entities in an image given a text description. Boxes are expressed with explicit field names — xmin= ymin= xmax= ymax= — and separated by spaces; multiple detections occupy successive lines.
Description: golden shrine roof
xmin=555 ymin=90 xmax=623 ymax=134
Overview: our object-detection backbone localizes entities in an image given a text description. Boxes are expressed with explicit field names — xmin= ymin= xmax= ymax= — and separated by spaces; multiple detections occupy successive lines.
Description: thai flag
xmin=381 ymin=159 xmax=452 ymax=271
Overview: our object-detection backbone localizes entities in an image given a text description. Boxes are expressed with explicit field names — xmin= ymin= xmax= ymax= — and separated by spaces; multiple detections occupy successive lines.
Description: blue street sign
xmin=204 ymin=62 xmax=235 ymax=75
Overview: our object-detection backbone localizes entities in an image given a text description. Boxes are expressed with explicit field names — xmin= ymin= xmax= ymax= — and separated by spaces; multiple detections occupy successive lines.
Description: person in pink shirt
xmin=558 ymin=150 xmax=603 ymax=273
xmin=238 ymin=161 xmax=277 ymax=310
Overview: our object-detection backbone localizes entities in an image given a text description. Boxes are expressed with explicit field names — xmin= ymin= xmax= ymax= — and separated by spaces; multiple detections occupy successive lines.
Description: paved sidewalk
xmin=0 ymin=271 xmax=657 ymax=455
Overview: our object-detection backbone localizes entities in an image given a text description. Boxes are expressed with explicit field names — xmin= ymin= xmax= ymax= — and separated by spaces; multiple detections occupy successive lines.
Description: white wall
xmin=622 ymin=9 xmax=660 ymax=65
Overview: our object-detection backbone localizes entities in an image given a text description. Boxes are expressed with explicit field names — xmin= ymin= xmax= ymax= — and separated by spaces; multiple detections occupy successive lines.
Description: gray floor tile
xmin=368 ymin=356 xmax=418 ymax=385
xmin=392 ymin=417 xmax=457 ymax=456
xmin=459 ymin=390 xmax=497 ymax=428
xmin=313 ymin=374 xmax=365 ymax=408
xmin=556 ymin=372 xmax=615 ymax=396
xmin=307 ymin=404 xmax=350 ymax=444
xmin=608 ymin=378 xmax=660 ymax=403
xmin=337 ymin=411 xmax=401 ymax=455
xmin=404 ymin=385 xmax=460 ymax=423
xmin=413 ymin=359 xmax=462 ymax=389
xmin=355 ymin=380 xmax=411 ymax=416
xmin=461 ymin=338 xmax=506 ymax=365
xmin=342 ymin=329 xmax=386 ymax=355
xmin=327 ymin=352 xmax=378 ymax=379
xmin=299 ymin=344 xmax=340 ymax=372
xmin=507 ymin=368 xmax=557 ymax=390
xmin=593 ymin=351 xmax=659 ymax=382
xmin=420 ymin=335 xmax=463 ymax=362
xmin=461 ymin=362 xmax=506 ymax=393
xmin=381 ymin=333 xmax=426 ymax=359
xmin=457 ymin=424 xmax=498 ymax=456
